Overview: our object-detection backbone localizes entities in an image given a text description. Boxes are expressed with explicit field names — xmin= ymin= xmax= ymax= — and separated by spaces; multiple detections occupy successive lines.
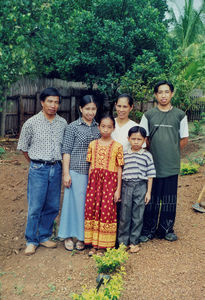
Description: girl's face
xmin=128 ymin=132 xmax=146 ymax=151
xmin=99 ymin=117 xmax=115 ymax=138
xmin=80 ymin=102 xmax=97 ymax=123
xmin=115 ymin=97 xmax=133 ymax=120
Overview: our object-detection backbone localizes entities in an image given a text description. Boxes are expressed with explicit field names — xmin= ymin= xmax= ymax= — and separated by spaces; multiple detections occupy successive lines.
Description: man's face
xmin=41 ymin=96 xmax=60 ymax=117
xmin=155 ymin=84 xmax=173 ymax=107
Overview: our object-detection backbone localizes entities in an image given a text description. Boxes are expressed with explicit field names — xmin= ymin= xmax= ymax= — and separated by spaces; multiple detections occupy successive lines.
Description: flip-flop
xmin=97 ymin=249 xmax=106 ymax=256
xmin=76 ymin=240 xmax=85 ymax=251
xmin=192 ymin=203 xmax=205 ymax=213
xmin=129 ymin=244 xmax=140 ymax=253
xmin=88 ymin=248 xmax=97 ymax=256
xmin=64 ymin=238 xmax=74 ymax=251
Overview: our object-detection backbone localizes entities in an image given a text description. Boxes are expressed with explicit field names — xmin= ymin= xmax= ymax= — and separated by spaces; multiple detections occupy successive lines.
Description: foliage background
xmin=0 ymin=0 xmax=204 ymax=109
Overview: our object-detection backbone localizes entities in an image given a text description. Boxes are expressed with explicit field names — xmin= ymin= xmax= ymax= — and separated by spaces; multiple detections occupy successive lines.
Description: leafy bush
xmin=71 ymin=245 xmax=128 ymax=299
xmin=71 ymin=267 xmax=125 ymax=300
xmin=180 ymin=162 xmax=199 ymax=175
xmin=192 ymin=121 xmax=202 ymax=135
xmin=93 ymin=244 xmax=128 ymax=274
xmin=200 ymin=112 xmax=205 ymax=124
xmin=188 ymin=153 xmax=205 ymax=166
xmin=135 ymin=110 xmax=143 ymax=123
xmin=0 ymin=147 xmax=6 ymax=157
xmin=191 ymin=113 xmax=205 ymax=136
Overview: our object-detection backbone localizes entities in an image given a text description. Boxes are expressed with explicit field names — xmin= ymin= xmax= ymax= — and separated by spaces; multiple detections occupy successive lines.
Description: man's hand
xmin=22 ymin=151 xmax=30 ymax=162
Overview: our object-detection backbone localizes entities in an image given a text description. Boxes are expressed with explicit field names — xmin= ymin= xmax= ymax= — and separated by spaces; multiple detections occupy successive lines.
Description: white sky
xmin=167 ymin=0 xmax=203 ymax=20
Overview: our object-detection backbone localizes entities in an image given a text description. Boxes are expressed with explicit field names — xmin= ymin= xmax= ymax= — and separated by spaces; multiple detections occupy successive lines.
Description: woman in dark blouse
xmin=58 ymin=95 xmax=100 ymax=251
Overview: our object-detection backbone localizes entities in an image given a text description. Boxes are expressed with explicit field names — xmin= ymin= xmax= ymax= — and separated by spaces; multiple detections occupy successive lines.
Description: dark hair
xmin=40 ymin=87 xmax=62 ymax=103
xmin=99 ymin=113 xmax=115 ymax=128
xmin=79 ymin=95 xmax=97 ymax=108
xmin=116 ymin=93 xmax=133 ymax=107
xmin=154 ymin=81 xmax=174 ymax=93
xmin=128 ymin=126 xmax=147 ymax=138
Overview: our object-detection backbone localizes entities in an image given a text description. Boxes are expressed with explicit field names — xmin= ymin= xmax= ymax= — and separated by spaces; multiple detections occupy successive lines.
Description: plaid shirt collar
xmin=77 ymin=117 xmax=98 ymax=126
xmin=39 ymin=110 xmax=60 ymax=123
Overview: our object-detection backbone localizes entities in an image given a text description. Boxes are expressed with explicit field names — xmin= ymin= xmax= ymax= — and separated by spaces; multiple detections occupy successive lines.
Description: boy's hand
xmin=114 ymin=189 xmax=121 ymax=203
xmin=145 ymin=192 xmax=151 ymax=205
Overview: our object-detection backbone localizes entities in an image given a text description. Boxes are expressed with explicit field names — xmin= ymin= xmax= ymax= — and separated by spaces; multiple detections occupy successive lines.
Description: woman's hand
xmin=63 ymin=174 xmax=72 ymax=188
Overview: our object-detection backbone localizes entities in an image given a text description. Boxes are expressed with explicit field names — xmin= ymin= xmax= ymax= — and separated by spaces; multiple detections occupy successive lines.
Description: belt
xmin=31 ymin=160 xmax=61 ymax=165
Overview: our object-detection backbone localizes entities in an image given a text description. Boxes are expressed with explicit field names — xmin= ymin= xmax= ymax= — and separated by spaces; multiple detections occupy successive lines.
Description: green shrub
xmin=0 ymin=147 xmax=5 ymax=157
xmin=192 ymin=120 xmax=202 ymax=135
xmin=180 ymin=162 xmax=199 ymax=175
xmin=71 ymin=245 xmax=128 ymax=299
xmin=71 ymin=267 xmax=125 ymax=300
xmin=188 ymin=154 xmax=205 ymax=166
xmin=191 ymin=113 xmax=205 ymax=135
xmin=93 ymin=244 xmax=129 ymax=274
xmin=135 ymin=110 xmax=143 ymax=123
xmin=200 ymin=112 xmax=205 ymax=124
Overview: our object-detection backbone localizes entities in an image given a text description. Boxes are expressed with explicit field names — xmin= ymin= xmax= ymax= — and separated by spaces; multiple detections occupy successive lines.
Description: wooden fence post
xmin=36 ymin=92 xmax=40 ymax=114
xmin=0 ymin=95 xmax=7 ymax=137
xmin=18 ymin=95 xmax=24 ymax=132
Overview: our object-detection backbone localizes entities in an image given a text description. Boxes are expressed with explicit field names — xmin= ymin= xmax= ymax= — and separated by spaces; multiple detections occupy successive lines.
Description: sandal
xmin=88 ymin=248 xmax=97 ymax=256
xmin=129 ymin=244 xmax=140 ymax=253
xmin=64 ymin=238 xmax=74 ymax=251
xmin=76 ymin=240 xmax=85 ymax=251
xmin=97 ymin=249 xmax=106 ymax=256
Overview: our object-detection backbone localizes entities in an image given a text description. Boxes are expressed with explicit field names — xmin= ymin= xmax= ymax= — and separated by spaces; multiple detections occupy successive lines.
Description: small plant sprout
xmin=48 ymin=283 xmax=56 ymax=293
xmin=14 ymin=284 xmax=24 ymax=295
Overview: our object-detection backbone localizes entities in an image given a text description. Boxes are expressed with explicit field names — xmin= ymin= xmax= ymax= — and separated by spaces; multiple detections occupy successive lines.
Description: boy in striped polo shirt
xmin=118 ymin=126 xmax=156 ymax=253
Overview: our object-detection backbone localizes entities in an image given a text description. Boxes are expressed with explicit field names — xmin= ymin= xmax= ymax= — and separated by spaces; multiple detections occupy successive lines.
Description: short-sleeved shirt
xmin=62 ymin=118 xmax=100 ymax=174
xmin=111 ymin=119 xmax=138 ymax=151
xmin=87 ymin=139 xmax=124 ymax=172
xmin=140 ymin=106 xmax=189 ymax=178
xmin=17 ymin=111 xmax=67 ymax=161
xmin=122 ymin=148 xmax=156 ymax=181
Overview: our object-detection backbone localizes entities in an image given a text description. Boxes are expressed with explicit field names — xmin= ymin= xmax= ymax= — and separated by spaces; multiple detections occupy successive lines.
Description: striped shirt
xmin=122 ymin=148 xmax=156 ymax=181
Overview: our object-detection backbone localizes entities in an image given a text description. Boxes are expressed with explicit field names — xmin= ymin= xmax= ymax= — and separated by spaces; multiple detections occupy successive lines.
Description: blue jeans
xmin=25 ymin=161 xmax=62 ymax=245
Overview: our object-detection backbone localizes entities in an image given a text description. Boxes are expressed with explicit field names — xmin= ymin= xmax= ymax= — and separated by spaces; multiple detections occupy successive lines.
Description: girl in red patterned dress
xmin=84 ymin=114 xmax=124 ymax=256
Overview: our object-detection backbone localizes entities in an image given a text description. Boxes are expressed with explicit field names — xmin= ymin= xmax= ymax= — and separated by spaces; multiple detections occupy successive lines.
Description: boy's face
xmin=155 ymin=84 xmax=174 ymax=108
xmin=128 ymin=132 xmax=146 ymax=151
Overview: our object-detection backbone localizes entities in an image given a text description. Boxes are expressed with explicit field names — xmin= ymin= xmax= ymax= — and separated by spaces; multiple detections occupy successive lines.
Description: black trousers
xmin=141 ymin=175 xmax=178 ymax=238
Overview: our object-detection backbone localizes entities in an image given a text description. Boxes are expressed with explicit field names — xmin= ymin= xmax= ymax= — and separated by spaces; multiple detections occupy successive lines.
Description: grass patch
xmin=14 ymin=284 xmax=24 ymax=295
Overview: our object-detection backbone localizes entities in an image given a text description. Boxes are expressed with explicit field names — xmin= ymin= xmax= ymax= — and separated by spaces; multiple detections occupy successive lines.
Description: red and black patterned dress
xmin=84 ymin=139 xmax=124 ymax=249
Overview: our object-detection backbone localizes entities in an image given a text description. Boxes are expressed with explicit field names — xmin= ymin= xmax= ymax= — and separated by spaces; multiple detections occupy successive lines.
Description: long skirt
xmin=58 ymin=170 xmax=88 ymax=241
xmin=84 ymin=168 xmax=117 ymax=249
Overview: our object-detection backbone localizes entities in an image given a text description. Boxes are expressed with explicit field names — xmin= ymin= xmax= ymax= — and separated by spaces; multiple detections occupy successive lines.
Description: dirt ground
xmin=0 ymin=138 xmax=204 ymax=300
